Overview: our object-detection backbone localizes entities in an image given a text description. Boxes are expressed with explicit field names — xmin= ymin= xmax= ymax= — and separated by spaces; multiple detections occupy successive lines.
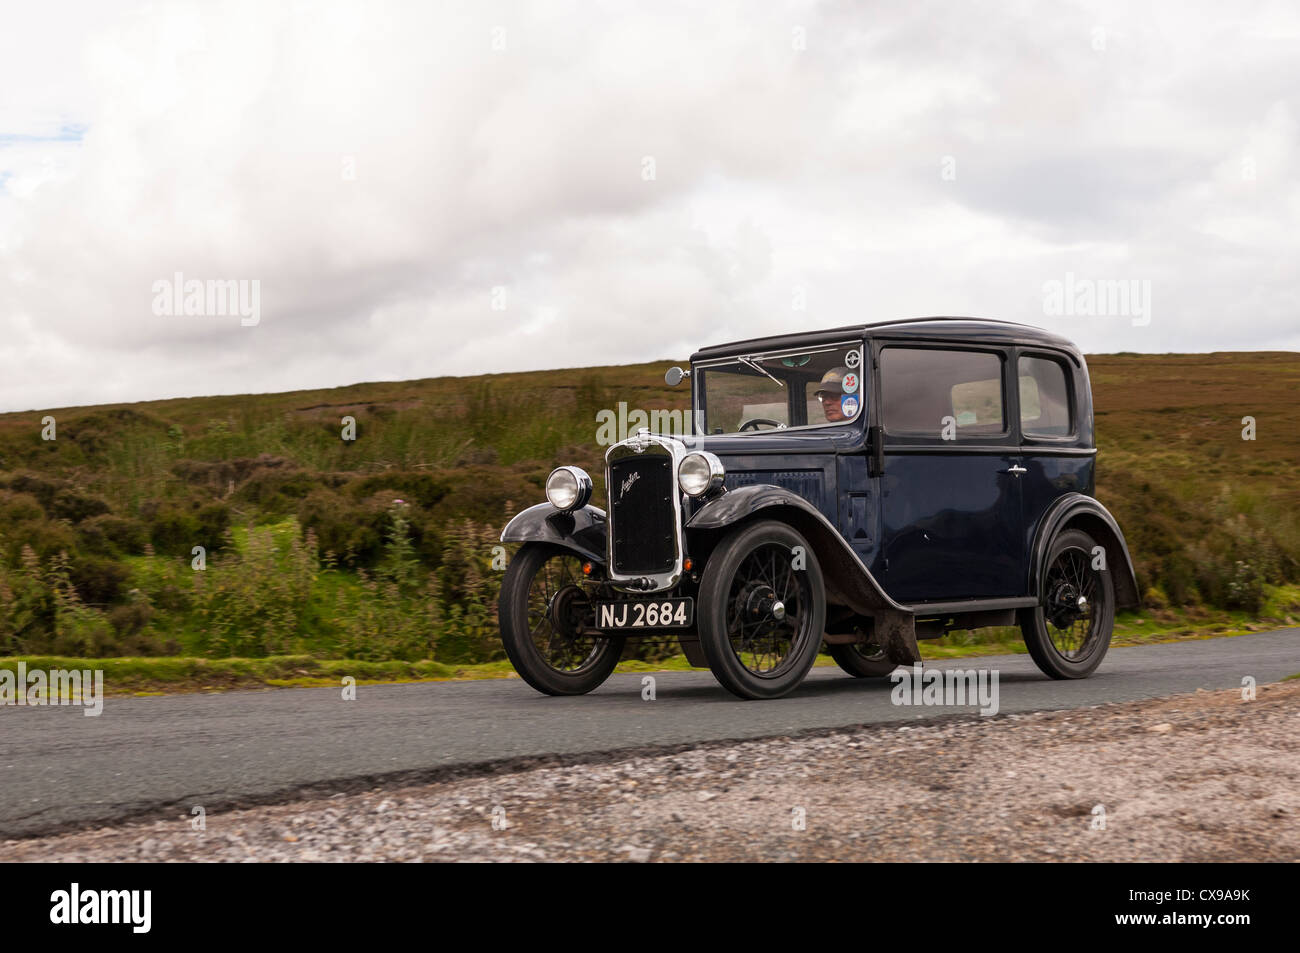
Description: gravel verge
xmin=6 ymin=680 xmax=1297 ymax=862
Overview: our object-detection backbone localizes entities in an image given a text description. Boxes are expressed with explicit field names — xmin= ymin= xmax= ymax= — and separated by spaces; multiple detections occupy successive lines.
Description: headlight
xmin=678 ymin=452 xmax=725 ymax=497
xmin=545 ymin=466 xmax=592 ymax=511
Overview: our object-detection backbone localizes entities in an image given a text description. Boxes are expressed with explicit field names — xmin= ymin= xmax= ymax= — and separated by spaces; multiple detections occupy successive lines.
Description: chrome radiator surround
xmin=604 ymin=432 xmax=688 ymax=592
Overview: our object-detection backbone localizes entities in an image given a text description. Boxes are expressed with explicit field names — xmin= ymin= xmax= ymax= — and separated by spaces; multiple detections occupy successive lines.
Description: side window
xmin=803 ymin=346 xmax=864 ymax=427
xmin=880 ymin=348 xmax=1005 ymax=437
xmin=1018 ymin=355 xmax=1072 ymax=437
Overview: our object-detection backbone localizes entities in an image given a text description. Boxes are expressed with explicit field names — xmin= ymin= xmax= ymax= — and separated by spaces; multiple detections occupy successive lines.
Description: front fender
xmin=1031 ymin=493 xmax=1141 ymax=609
xmin=687 ymin=485 xmax=917 ymax=663
xmin=687 ymin=485 xmax=906 ymax=612
xmin=500 ymin=503 xmax=607 ymax=565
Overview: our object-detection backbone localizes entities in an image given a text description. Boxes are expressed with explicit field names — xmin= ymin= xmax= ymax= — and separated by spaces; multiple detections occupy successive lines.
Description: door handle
xmin=1002 ymin=465 xmax=1027 ymax=475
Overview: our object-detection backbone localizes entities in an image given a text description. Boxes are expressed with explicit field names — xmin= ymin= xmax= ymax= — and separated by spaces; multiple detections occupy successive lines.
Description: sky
xmin=1 ymin=0 xmax=1298 ymax=412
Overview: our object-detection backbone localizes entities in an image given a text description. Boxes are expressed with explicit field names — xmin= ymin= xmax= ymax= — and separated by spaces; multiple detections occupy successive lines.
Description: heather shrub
xmin=80 ymin=514 xmax=150 ymax=557
xmin=189 ymin=526 xmax=319 ymax=656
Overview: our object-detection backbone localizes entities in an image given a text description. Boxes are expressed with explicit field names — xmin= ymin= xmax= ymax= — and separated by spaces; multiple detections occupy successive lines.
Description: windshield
xmin=697 ymin=342 xmax=864 ymax=435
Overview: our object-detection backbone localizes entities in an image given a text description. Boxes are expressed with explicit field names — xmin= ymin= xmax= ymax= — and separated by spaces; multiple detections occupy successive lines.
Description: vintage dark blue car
xmin=499 ymin=318 xmax=1139 ymax=699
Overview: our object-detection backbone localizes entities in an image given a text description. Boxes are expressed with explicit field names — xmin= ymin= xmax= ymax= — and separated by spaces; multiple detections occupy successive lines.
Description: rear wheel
xmin=1020 ymin=529 xmax=1114 ymax=679
xmin=499 ymin=544 xmax=623 ymax=695
xmin=698 ymin=520 xmax=826 ymax=700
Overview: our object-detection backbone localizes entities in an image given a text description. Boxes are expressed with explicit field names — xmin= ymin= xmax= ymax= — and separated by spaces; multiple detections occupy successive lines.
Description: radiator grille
xmin=608 ymin=454 xmax=676 ymax=575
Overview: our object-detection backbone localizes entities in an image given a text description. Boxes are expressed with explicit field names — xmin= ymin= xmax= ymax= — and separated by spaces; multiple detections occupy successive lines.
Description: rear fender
xmin=1030 ymin=494 xmax=1141 ymax=609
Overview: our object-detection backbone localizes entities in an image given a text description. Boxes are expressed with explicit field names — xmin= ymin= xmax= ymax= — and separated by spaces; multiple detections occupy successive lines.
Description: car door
xmin=1013 ymin=348 xmax=1095 ymax=554
xmin=871 ymin=342 xmax=1025 ymax=603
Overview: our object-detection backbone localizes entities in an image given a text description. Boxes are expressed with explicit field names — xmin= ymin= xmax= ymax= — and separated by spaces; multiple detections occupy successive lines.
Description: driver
xmin=814 ymin=367 xmax=855 ymax=423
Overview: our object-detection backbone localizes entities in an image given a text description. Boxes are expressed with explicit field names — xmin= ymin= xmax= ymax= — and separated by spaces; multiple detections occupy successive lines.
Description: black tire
xmin=1020 ymin=528 xmax=1115 ymax=679
xmin=828 ymin=641 xmax=898 ymax=678
xmin=499 ymin=544 xmax=623 ymax=696
xmin=697 ymin=520 xmax=826 ymax=700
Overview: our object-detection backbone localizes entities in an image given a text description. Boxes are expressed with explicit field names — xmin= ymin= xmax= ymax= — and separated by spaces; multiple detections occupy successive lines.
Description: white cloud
xmin=1 ymin=0 xmax=1298 ymax=412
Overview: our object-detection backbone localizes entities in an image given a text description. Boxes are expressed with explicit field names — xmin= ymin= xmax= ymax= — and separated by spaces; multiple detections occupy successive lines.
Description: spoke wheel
xmin=1043 ymin=547 xmax=1100 ymax=659
xmin=698 ymin=520 xmax=825 ymax=699
xmin=1020 ymin=529 xmax=1114 ymax=679
xmin=500 ymin=545 xmax=623 ymax=695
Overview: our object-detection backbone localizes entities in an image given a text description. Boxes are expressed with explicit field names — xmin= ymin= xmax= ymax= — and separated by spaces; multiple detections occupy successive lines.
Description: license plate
xmin=593 ymin=597 xmax=694 ymax=630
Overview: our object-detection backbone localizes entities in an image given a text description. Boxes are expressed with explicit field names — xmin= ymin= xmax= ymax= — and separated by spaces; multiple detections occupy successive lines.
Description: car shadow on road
xmin=582 ymin=666 xmax=1052 ymax=704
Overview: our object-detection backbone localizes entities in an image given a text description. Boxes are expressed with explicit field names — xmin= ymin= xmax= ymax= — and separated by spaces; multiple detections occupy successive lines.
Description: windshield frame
xmin=692 ymin=339 xmax=866 ymax=437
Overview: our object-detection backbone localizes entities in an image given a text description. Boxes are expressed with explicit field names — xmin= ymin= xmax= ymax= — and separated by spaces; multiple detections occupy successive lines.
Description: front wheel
xmin=499 ymin=544 xmax=623 ymax=695
xmin=1020 ymin=529 xmax=1114 ymax=679
xmin=698 ymin=520 xmax=826 ymax=700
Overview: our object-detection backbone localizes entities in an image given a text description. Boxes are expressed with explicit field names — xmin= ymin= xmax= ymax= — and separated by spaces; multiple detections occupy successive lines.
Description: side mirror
xmin=665 ymin=366 xmax=690 ymax=386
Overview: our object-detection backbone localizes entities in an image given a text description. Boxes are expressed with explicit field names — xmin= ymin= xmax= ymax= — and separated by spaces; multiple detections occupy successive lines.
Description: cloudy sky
xmin=1 ymin=0 xmax=1297 ymax=412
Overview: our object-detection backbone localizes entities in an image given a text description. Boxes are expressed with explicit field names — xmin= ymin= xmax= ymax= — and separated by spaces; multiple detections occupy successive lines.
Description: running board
xmin=905 ymin=596 xmax=1039 ymax=617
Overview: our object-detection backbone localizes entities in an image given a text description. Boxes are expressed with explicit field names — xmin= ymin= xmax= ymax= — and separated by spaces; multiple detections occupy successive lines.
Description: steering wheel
xmin=739 ymin=417 xmax=783 ymax=432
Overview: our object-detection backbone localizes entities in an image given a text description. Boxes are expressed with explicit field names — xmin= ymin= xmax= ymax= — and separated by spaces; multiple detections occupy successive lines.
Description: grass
xmin=0 ymin=655 xmax=514 ymax=695
xmin=1 ymin=350 xmax=1298 ymax=666
xmin=6 ymin=588 xmax=1294 ymax=695
xmin=922 ymin=584 xmax=1300 ymax=658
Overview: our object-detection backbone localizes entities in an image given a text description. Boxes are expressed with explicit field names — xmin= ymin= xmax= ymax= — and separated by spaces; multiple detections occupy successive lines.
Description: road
xmin=1 ymin=628 xmax=1296 ymax=838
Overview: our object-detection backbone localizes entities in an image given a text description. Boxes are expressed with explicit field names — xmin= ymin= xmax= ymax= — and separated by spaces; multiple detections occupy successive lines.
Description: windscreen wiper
xmin=739 ymin=356 xmax=784 ymax=387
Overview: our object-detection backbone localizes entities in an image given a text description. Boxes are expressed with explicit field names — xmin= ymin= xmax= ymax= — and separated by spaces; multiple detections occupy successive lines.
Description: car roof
xmin=689 ymin=317 xmax=1083 ymax=363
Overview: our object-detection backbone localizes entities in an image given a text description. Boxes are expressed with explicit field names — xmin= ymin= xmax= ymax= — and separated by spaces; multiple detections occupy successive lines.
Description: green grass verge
xmin=923 ymin=587 xmax=1300 ymax=659
xmin=4 ymin=600 xmax=1294 ymax=695
xmin=0 ymin=655 xmax=516 ymax=695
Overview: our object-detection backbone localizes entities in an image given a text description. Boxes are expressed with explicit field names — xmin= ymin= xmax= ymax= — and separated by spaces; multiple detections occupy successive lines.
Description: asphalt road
xmin=2 ymin=628 xmax=1297 ymax=838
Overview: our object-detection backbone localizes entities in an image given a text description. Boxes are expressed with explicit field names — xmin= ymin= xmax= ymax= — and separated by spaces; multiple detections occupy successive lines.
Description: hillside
xmin=1 ymin=352 xmax=1297 ymax=662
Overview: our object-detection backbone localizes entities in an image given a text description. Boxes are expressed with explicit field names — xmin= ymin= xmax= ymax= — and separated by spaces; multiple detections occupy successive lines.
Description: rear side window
xmin=1018 ymin=355 xmax=1072 ymax=437
xmin=880 ymin=348 xmax=1005 ymax=437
